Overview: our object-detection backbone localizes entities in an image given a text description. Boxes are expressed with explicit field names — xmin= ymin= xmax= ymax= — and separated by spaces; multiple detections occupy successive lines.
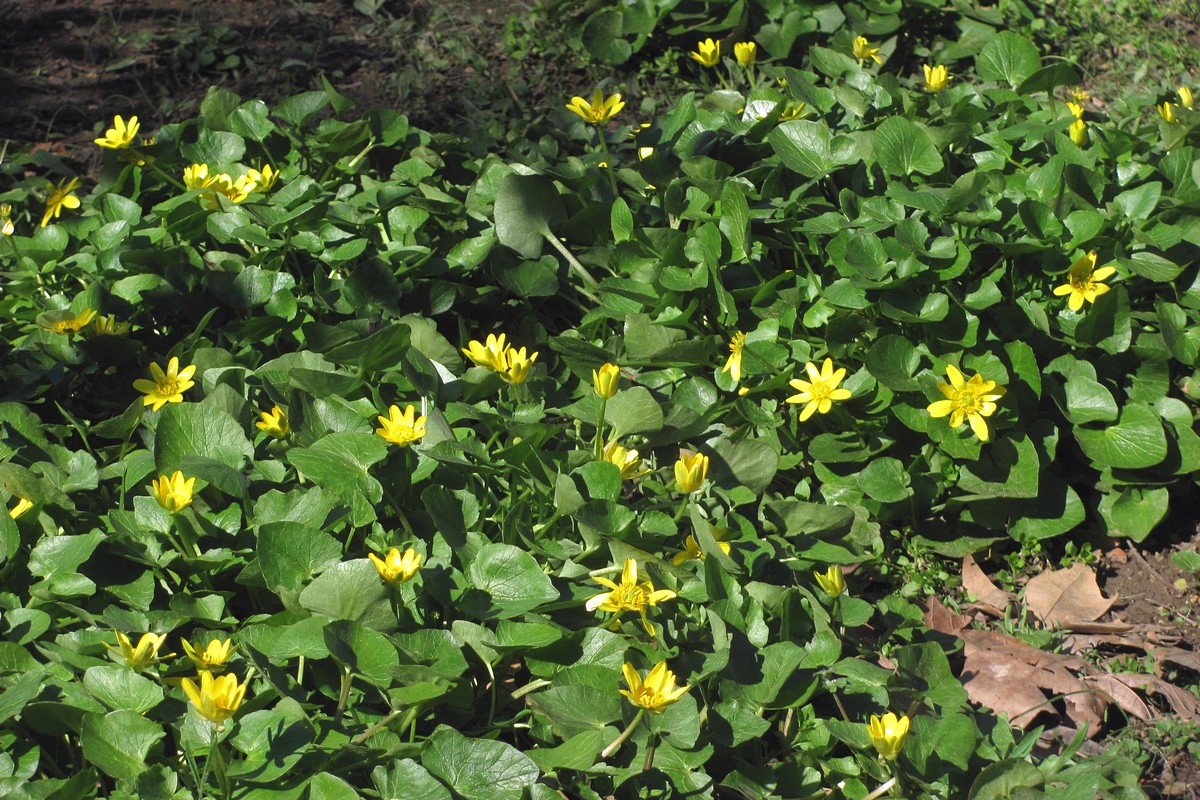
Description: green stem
xmin=595 ymin=129 xmax=620 ymax=198
xmin=601 ymin=708 xmax=645 ymax=758
xmin=335 ymin=666 xmax=353 ymax=719
xmin=595 ymin=396 xmax=609 ymax=457
xmin=543 ymin=232 xmax=601 ymax=295
xmin=351 ymin=708 xmax=406 ymax=745
xmin=130 ymin=150 xmax=187 ymax=190
xmin=642 ymin=733 xmax=657 ymax=772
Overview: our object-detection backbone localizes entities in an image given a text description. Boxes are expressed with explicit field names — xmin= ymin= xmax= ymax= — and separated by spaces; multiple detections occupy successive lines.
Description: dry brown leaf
xmin=922 ymin=596 xmax=973 ymax=637
xmin=1082 ymin=673 xmax=1152 ymax=722
xmin=1060 ymin=631 xmax=1147 ymax=656
xmin=960 ymin=629 xmax=1106 ymax=736
xmin=962 ymin=554 xmax=1011 ymax=609
xmin=1148 ymin=646 xmax=1200 ymax=676
xmin=1093 ymin=673 xmax=1200 ymax=721
xmin=1024 ymin=563 xmax=1115 ymax=627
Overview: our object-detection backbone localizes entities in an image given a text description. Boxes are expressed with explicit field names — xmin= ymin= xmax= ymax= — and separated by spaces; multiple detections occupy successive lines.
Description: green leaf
xmin=286 ymin=433 xmax=388 ymax=524
xmin=298 ymin=561 xmax=395 ymax=630
xmin=1099 ymin=486 xmax=1170 ymax=542
xmin=372 ymin=759 xmax=452 ymax=800
xmin=1112 ymin=182 xmax=1161 ymax=220
xmin=323 ymin=620 xmax=400 ymax=687
xmin=1016 ymin=63 xmax=1081 ymax=94
xmin=155 ymin=403 xmax=253 ymax=472
xmin=976 ymin=32 xmax=1041 ymax=88
xmin=967 ymin=759 xmax=1044 ymax=799
xmin=526 ymin=729 xmax=607 ymax=773
xmin=323 ymin=325 xmax=411 ymax=373
xmin=873 ymin=117 xmax=944 ymax=177
xmin=719 ymin=182 xmax=750 ymax=262
xmin=1063 ymin=375 xmax=1118 ymax=424
xmin=1157 ymin=301 xmax=1200 ymax=366
xmin=494 ymin=173 xmax=565 ymax=259
xmin=956 ymin=435 xmax=1040 ymax=499
xmin=526 ymin=685 xmax=621 ymax=738
xmin=257 ymin=521 xmax=343 ymax=592
xmin=82 ymin=666 xmax=164 ymax=714
xmin=463 ymin=544 xmax=559 ymax=619
xmin=81 ymin=710 xmax=165 ymax=783
xmin=421 ymin=726 xmax=539 ymax=800
xmin=768 ymin=120 xmax=857 ymax=178
xmin=605 ymin=386 xmax=664 ymax=438
xmin=710 ymin=438 xmax=779 ymax=496
xmin=857 ymin=457 xmax=913 ymax=502
xmin=180 ymin=129 xmax=246 ymax=165
xmin=866 ymin=335 xmax=921 ymax=391
xmin=1074 ymin=403 xmax=1167 ymax=469
xmin=581 ymin=8 xmax=632 ymax=64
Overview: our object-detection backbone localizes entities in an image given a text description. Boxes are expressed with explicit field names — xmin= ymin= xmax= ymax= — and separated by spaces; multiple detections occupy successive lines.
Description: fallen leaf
xmin=959 ymin=629 xmax=1105 ymax=736
xmin=1024 ymin=563 xmax=1115 ymax=627
xmin=1148 ymin=646 xmax=1200 ymax=676
xmin=1091 ymin=672 xmax=1200 ymax=721
xmin=922 ymin=596 xmax=972 ymax=637
xmin=1082 ymin=673 xmax=1151 ymax=722
xmin=962 ymin=554 xmax=1011 ymax=610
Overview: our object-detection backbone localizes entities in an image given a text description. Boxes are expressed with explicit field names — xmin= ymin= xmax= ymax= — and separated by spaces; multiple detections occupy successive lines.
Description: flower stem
xmin=595 ymin=130 xmax=620 ymax=198
xmin=601 ymin=708 xmax=645 ymax=758
xmin=863 ymin=777 xmax=897 ymax=800
xmin=335 ymin=665 xmax=353 ymax=719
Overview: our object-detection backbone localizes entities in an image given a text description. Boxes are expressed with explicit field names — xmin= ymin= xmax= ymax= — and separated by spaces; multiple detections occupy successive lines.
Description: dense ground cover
xmin=2 ymin=0 xmax=1200 ymax=798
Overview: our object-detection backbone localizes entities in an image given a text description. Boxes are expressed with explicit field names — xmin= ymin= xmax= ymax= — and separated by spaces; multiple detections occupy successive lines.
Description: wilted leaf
xmin=1023 ymin=563 xmax=1115 ymax=627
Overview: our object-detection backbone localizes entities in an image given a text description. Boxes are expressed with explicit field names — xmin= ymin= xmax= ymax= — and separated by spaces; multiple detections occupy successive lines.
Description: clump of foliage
xmin=0 ymin=1 xmax=1196 ymax=797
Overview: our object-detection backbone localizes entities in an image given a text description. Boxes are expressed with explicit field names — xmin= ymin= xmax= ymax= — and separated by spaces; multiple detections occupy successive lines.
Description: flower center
xmin=614 ymin=584 xmax=647 ymax=610
xmin=808 ymin=381 xmax=835 ymax=403
xmin=954 ymin=388 xmax=986 ymax=415
xmin=157 ymin=378 xmax=182 ymax=396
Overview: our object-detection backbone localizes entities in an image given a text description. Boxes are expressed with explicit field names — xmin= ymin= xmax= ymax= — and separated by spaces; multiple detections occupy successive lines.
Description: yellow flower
xmin=1068 ymin=118 xmax=1088 ymax=146
xmin=1 ymin=204 xmax=14 ymax=236
xmin=690 ymin=38 xmax=720 ymax=67
xmin=593 ymin=362 xmax=621 ymax=399
xmin=868 ymin=712 xmax=910 ymax=760
xmin=41 ymin=177 xmax=81 ymax=227
xmin=183 ymin=163 xmax=216 ymax=189
xmin=620 ymin=660 xmax=689 ymax=713
xmin=734 ymin=42 xmax=757 ymax=67
xmin=500 ymin=346 xmax=538 ymax=385
xmin=244 ymin=164 xmax=278 ymax=192
xmin=674 ymin=451 xmax=709 ymax=494
xmin=588 ymin=558 xmax=676 ymax=636
xmin=1180 ymin=87 xmax=1195 ymax=110
xmin=927 ymin=365 xmax=1006 ymax=442
xmin=151 ymin=470 xmax=196 ymax=514
xmin=601 ymin=440 xmax=651 ymax=481
xmin=369 ymin=547 xmax=423 ymax=584
xmin=94 ymin=114 xmax=140 ymax=149
xmin=256 ymin=405 xmax=290 ymax=439
xmin=105 ymin=632 xmax=175 ymax=670
xmin=181 ymin=637 xmax=236 ymax=672
xmin=375 ymin=404 xmax=427 ymax=447
xmin=134 ymin=356 xmax=197 ymax=411
xmin=786 ymin=358 xmax=852 ymax=421
xmin=1066 ymin=101 xmax=1085 ymax=119
xmin=637 ymin=146 xmax=655 ymax=160
xmin=852 ymin=36 xmax=882 ymax=65
xmin=217 ymin=173 xmax=256 ymax=204
xmin=813 ymin=566 xmax=846 ymax=598
xmin=565 ymin=90 xmax=626 ymax=125
xmin=1053 ymin=250 xmax=1117 ymax=312
xmin=90 ymin=314 xmax=131 ymax=336
xmin=181 ymin=670 xmax=248 ymax=726
xmin=8 ymin=497 xmax=33 ymax=519
xmin=462 ymin=333 xmax=509 ymax=372
xmin=40 ymin=307 xmax=98 ymax=336
xmin=1071 ymin=87 xmax=1090 ymax=103
xmin=671 ymin=532 xmax=731 ymax=565
xmin=1159 ymin=102 xmax=1177 ymax=124
xmin=722 ymin=332 xmax=745 ymax=384
xmin=922 ymin=64 xmax=951 ymax=92
xmin=778 ymin=102 xmax=808 ymax=121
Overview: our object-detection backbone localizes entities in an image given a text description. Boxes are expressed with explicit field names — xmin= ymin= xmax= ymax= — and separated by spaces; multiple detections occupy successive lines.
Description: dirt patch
xmin=0 ymin=0 xmax=541 ymax=150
